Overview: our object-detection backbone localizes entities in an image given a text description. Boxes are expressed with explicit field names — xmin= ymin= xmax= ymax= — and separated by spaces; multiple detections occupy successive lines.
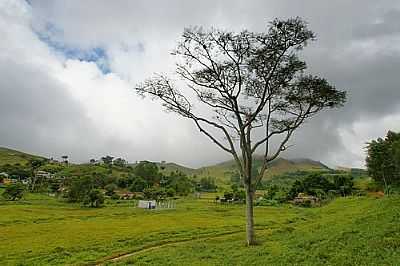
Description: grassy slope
xmin=0 ymin=147 xmax=44 ymax=166
xmin=0 ymin=189 xmax=398 ymax=265
xmin=198 ymin=157 xmax=329 ymax=185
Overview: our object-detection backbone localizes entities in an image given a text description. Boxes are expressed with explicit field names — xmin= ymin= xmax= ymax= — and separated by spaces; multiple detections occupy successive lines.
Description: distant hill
xmin=0 ymin=147 xmax=45 ymax=166
xmin=196 ymin=156 xmax=330 ymax=184
xmin=0 ymin=146 xmax=330 ymax=183
xmin=151 ymin=156 xmax=330 ymax=185
xmin=158 ymin=162 xmax=198 ymax=176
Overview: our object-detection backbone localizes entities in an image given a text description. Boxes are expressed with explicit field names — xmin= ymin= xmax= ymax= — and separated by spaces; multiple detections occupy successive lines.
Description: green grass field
xmin=1 ymin=188 xmax=399 ymax=266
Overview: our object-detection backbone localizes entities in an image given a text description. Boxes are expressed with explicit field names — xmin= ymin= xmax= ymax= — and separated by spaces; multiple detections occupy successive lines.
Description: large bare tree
xmin=136 ymin=17 xmax=346 ymax=245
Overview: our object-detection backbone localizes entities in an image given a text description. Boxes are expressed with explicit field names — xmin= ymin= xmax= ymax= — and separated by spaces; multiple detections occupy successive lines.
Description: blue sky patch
xmin=35 ymin=23 xmax=111 ymax=74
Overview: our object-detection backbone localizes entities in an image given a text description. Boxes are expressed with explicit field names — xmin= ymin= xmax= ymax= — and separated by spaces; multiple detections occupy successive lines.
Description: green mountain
xmin=196 ymin=156 xmax=329 ymax=184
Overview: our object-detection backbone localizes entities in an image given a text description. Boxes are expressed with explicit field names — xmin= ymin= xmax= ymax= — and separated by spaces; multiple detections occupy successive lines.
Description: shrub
xmin=166 ymin=187 xmax=176 ymax=197
xmin=83 ymin=189 xmax=104 ymax=208
xmin=129 ymin=176 xmax=148 ymax=192
xmin=143 ymin=187 xmax=167 ymax=200
xmin=287 ymin=173 xmax=354 ymax=200
xmin=2 ymin=183 xmax=25 ymax=201
xmin=256 ymin=199 xmax=279 ymax=206
xmin=117 ymin=177 xmax=128 ymax=188
xmin=110 ymin=193 xmax=120 ymax=200
xmin=105 ymin=183 xmax=117 ymax=196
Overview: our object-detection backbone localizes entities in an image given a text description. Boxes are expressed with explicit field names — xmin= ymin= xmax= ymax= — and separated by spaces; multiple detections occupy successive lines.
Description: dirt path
xmin=94 ymin=229 xmax=245 ymax=265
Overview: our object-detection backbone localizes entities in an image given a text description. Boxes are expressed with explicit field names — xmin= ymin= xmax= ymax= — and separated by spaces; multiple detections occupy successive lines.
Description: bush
xmin=256 ymin=198 xmax=279 ymax=206
xmin=117 ymin=177 xmax=128 ymax=188
xmin=83 ymin=189 xmax=104 ymax=207
xmin=129 ymin=176 xmax=148 ymax=192
xmin=2 ymin=183 xmax=25 ymax=201
xmin=105 ymin=183 xmax=117 ymax=196
xmin=65 ymin=176 xmax=92 ymax=202
xmin=110 ymin=193 xmax=120 ymax=200
xmin=287 ymin=173 xmax=354 ymax=200
xmin=166 ymin=187 xmax=176 ymax=197
xmin=143 ymin=187 xmax=167 ymax=200
xmin=199 ymin=176 xmax=217 ymax=191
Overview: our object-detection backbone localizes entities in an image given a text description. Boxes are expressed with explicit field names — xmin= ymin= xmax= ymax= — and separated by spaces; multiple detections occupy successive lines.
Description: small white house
xmin=138 ymin=200 xmax=156 ymax=209
xmin=36 ymin=171 xmax=53 ymax=179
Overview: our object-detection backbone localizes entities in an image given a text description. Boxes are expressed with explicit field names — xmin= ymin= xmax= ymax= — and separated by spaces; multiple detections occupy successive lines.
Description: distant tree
xmin=89 ymin=159 xmax=96 ymax=164
xmin=101 ymin=156 xmax=114 ymax=174
xmin=199 ymin=176 xmax=217 ymax=191
xmin=65 ymin=175 xmax=96 ymax=202
xmin=166 ymin=187 xmax=176 ymax=197
xmin=117 ymin=176 xmax=129 ymax=188
xmin=83 ymin=189 xmax=104 ymax=208
xmin=332 ymin=174 xmax=353 ymax=196
xmin=224 ymin=191 xmax=234 ymax=201
xmin=28 ymin=158 xmax=46 ymax=191
xmin=61 ymin=155 xmax=69 ymax=164
xmin=133 ymin=161 xmax=161 ymax=185
xmin=0 ymin=164 xmax=30 ymax=180
xmin=287 ymin=173 xmax=353 ymax=200
xmin=47 ymin=178 xmax=62 ymax=194
xmin=264 ymin=184 xmax=279 ymax=200
xmin=101 ymin=156 xmax=114 ymax=165
xmin=366 ymin=131 xmax=400 ymax=194
xmin=166 ymin=171 xmax=193 ymax=195
xmin=129 ymin=176 xmax=148 ymax=192
xmin=160 ymin=160 xmax=166 ymax=170
xmin=113 ymin=158 xmax=127 ymax=168
xmin=231 ymin=183 xmax=239 ymax=192
xmin=143 ymin=187 xmax=167 ymax=200
xmin=136 ymin=17 xmax=346 ymax=244
xmin=2 ymin=183 xmax=25 ymax=201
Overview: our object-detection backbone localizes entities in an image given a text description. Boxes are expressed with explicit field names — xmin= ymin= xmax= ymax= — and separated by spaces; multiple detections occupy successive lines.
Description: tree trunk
xmin=245 ymin=186 xmax=256 ymax=245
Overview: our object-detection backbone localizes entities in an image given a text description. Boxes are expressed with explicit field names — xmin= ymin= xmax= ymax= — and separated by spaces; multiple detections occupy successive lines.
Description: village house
xmin=36 ymin=171 xmax=53 ymax=179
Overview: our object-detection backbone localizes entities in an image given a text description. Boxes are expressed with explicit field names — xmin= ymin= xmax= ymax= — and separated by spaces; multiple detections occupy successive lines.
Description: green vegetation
xmin=0 ymin=147 xmax=44 ymax=166
xmin=2 ymin=183 xmax=25 ymax=201
xmin=83 ymin=189 xmax=105 ymax=208
xmin=111 ymin=196 xmax=400 ymax=266
xmin=366 ymin=130 xmax=400 ymax=193
xmin=1 ymin=146 xmax=399 ymax=265
xmin=0 ymin=147 xmax=331 ymax=190
xmin=0 ymin=189 xmax=399 ymax=265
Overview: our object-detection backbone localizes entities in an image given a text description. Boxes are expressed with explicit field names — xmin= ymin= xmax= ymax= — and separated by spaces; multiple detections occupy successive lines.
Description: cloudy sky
xmin=1 ymin=0 xmax=400 ymax=168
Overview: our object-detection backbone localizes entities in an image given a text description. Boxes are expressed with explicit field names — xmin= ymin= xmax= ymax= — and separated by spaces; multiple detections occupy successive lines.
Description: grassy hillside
xmin=158 ymin=162 xmax=199 ymax=176
xmin=197 ymin=157 xmax=329 ymax=185
xmin=0 ymin=147 xmax=44 ymax=166
xmin=0 ymin=190 xmax=398 ymax=265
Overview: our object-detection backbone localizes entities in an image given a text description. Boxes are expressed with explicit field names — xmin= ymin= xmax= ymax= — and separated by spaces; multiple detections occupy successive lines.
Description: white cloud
xmin=1 ymin=0 xmax=400 ymax=168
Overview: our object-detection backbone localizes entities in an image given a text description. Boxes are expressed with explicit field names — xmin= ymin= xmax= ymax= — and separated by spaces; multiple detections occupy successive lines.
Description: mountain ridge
xmin=0 ymin=146 xmax=330 ymax=182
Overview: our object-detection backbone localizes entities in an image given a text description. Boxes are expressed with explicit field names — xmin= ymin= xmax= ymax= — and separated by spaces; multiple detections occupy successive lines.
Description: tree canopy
xmin=136 ymin=17 xmax=346 ymax=245
xmin=366 ymin=131 xmax=400 ymax=190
